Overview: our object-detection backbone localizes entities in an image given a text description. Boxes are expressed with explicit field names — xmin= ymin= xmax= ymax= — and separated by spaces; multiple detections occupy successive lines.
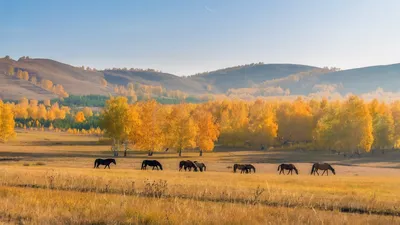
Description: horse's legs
xmin=321 ymin=170 xmax=326 ymax=176
xmin=326 ymin=170 xmax=328 ymax=176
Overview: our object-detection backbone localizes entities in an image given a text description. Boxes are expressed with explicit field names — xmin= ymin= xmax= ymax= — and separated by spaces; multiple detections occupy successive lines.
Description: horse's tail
xmin=141 ymin=161 xmax=146 ymax=169
xmin=252 ymin=166 xmax=256 ymax=173
xmin=310 ymin=164 xmax=315 ymax=175
xmin=277 ymin=164 xmax=281 ymax=171
xmin=233 ymin=164 xmax=237 ymax=173
xmin=94 ymin=159 xmax=97 ymax=168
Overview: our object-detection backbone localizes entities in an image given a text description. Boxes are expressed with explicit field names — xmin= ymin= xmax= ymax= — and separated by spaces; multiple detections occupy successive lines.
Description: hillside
xmin=0 ymin=57 xmax=112 ymax=99
xmin=188 ymin=63 xmax=318 ymax=92
xmin=1 ymin=56 xmax=400 ymax=101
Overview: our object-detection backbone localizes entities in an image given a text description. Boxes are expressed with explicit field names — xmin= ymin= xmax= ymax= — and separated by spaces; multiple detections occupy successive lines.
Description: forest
xmin=1 ymin=95 xmax=399 ymax=156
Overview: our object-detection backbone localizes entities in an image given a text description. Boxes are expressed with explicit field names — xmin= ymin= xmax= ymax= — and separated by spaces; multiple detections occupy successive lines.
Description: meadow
xmin=0 ymin=130 xmax=400 ymax=224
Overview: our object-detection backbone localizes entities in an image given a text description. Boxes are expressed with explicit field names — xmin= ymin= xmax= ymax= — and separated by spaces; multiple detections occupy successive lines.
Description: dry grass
xmin=1 ymin=131 xmax=400 ymax=224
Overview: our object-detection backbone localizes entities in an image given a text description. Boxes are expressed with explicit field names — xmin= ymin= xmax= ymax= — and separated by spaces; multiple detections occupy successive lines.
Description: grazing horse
xmin=233 ymin=164 xmax=255 ymax=174
xmin=193 ymin=161 xmax=206 ymax=172
xmin=94 ymin=158 xmax=116 ymax=169
xmin=277 ymin=163 xmax=298 ymax=175
xmin=311 ymin=163 xmax=335 ymax=176
xmin=141 ymin=160 xmax=163 ymax=170
xmin=179 ymin=160 xmax=198 ymax=172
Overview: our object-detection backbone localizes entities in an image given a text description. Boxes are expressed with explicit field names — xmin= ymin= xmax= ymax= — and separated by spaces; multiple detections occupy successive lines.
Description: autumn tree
xmin=134 ymin=100 xmax=166 ymax=154
xmin=165 ymin=104 xmax=198 ymax=156
xmin=7 ymin=66 xmax=14 ymax=76
xmin=101 ymin=78 xmax=108 ymax=87
xmin=391 ymin=101 xmax=400 ymax=148
xmin=193 ymin=108 xmax=219 ymax=156
xmin=99 ymin=97 xmax=130 ymax=156
xmin=43 ymin=99 xmax=51 ymax=107
xmin=82 ymin=107 xmax=93 ymax=118
xmin=0 ymin=100 xmax=16 ymax=143
xmin=248 ymin=99 xmax=278 ymax=147
xmin=369 ymin=99 xmax=394 ymax=150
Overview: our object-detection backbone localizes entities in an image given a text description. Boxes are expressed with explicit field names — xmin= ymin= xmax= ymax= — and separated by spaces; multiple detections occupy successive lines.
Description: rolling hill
xmin=1 ymin=56 xmax=399 ymax=100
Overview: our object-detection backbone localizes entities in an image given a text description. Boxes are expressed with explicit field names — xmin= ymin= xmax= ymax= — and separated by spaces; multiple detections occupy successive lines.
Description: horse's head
xmin=294 ymin=167 xmax=299 ymax=175
xmin=112 ymin=159 xmax=116 ymax=165
xmin=331 ymin=167 xmax=336 ymax=175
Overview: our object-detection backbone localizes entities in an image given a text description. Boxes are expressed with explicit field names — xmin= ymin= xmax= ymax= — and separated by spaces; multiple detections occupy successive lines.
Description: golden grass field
xmin=1 ymin=130 xmax=400 ymax=224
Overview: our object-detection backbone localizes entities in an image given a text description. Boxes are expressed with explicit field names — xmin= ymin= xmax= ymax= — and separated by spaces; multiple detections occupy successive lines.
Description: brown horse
xmin=193 ymin=161 xmax=206 ymax=172
xmin=179 ymin=160 xmax=198 ymax=172
xmin=311 ymin=163 xmax=335 ymax=176
xmin=277 ymin=163 xmax=298 ymax=175
xmin=233 ymin=164 xmax=256 ymax=173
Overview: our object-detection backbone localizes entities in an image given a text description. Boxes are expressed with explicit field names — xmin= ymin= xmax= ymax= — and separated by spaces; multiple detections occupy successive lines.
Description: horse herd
xmin=94 ymin=158 xmax=336 ymax=176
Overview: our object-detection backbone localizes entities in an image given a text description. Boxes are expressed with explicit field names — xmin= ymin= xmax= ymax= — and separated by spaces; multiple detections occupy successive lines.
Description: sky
xmin=1 ymin=0 xmax=400 ymax=76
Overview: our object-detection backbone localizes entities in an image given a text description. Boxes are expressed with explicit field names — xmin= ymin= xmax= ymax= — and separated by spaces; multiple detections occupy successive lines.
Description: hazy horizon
xmin=1 ymin=0 xmax=400 ymax=76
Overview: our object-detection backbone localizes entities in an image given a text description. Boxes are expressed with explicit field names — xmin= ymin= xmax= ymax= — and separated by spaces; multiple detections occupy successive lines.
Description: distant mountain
xmin=187 ymin=63 xmax=318 ymax=93
xmin=1 ymin=56 xmax=399 ymax=101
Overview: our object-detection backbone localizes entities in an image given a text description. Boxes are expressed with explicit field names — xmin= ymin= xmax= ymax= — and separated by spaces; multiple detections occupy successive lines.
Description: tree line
xmin=100 ymin=95 xmax=400 ymax=156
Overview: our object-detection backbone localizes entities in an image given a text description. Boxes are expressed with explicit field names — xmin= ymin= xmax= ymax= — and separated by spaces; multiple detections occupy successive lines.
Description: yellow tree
xmin=135 ymin=100 xmax=166 ymax=154
xmin=340 ymin=96 xmax=373 ymax=153
xmin=218 ymin=100 xmax=249 ymax=146
xmin=248 ymin=99 xmax=278 ymax=147
xmin=101 ymin=78 xmax=107 ymax=87
xmin=43 ymin=99 xmax=51 ymax=107
xmin=391 ymin=101 xmax=400 ymax=148
xmin=0 ymin=101 xmax=16 ymax=143
xmin=165 ymin=104 xmax=198 ymax=156
xmin=22 ymin=71 xmax=29 ymax=81
xmin=82 ymin=107 xmax=93 ymax=118
xmin=74 ymin=111 xmax=85 ymax=123
xmin=99 ymin=97 xmax=130 ymax=156
xmin=276 ymin=97 xmax=313 ymax=144
xmin=30 ymin=76 xmax=37 ymax=85
xmin=369 ymin=100 xmax=394 ymax=150
xmin=7 ymin=66 xmax=14 ymax=76
xmin=124 ymin=104 xmax=141 ymax=156
xmin=193 ymin=108 xmax=219 ymax=156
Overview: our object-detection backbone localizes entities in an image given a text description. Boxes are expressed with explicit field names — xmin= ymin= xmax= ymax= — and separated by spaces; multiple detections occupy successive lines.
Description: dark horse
xmin=193 ymin=161 xmax=206 ymax=172
xmin=141 ymin=160 xmax=163 ymax=170
xmin=233 ymin=164 xmax=256 ymax=173
xmin=311 ymin=163 xmax=335 ymax=176
xmin=94 ymin=158 xmax=116 ymax=169
xmin=277 ymin=163 xmax=298 ymax=175
xmin=179 ymin=160 xmax=198 ymax=172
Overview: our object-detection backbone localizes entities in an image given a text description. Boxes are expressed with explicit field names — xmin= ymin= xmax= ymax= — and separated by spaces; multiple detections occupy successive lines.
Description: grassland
xmin=0 ymin=130 xmax=400 ymax=224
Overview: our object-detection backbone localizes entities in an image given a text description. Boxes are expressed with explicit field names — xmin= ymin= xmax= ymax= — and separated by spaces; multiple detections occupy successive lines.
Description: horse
xmin=193 ymin=161 xmax=206 ymax=172
xmin=94 ymin=158 xmax=116 ymax=169
xmin=277 ymin=163 xmax=298 ymax=175
xmin=311 ymin=163 xmax=335 ymax=176
xmin=141 ymin=160 xmax=163 ymax=170
xmin=179 ymin=160 xmax=198 ymax=172
xmin=233 ymin=164 xmax=255 ymax=174
xmin=244 ymin=164 xmax=256 ymax=173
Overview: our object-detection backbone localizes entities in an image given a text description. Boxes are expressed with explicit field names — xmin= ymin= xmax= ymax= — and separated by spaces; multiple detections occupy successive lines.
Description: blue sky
xmin=1 ymin=0 xmax=399 ymax=75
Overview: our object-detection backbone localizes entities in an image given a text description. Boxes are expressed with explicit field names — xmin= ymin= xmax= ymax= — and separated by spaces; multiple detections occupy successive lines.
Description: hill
xmin=1 ymin=56 xmax=400 ymax=101
xmin=187 ymin=63 xmax=318 ymax=93
xmin=0 ymin=57 xmax=112 ymax=100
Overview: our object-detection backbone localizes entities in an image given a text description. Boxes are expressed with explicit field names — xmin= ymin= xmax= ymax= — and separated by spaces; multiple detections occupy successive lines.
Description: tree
xmin=30 ymin=76 xmax=37 ymax=85
xmin=369 ymin=100 xmax=394 ymax=150
xmin=82 ymin=107 xmax=93 ymax=118
xmin=194 ymin=108 xmax=219 ymax=156
xmin=7 ymin=66 xmax=14 ymax=76
xmin=74 ymin=111 xmax=86 ymax=123
xmin=44 ymin=99 xmax=51 ymax=107
xmin=165 ymin=104 xmax=198 ymax=156
xmin=101 ymin=78 xmax=108 ymax=87
xmin=134 ymin=100 xmax=166 ymax=154
xmin=0 ymin=101 xmax=16 ymax=143
xmin=99 ymin=97 xmax=130 ymax=156
xmin=248 ymin=99 xmax=278 ymax=147
xmin=22 ymin=71 xmax=29 ymax=81
xmin=391 ymin=101 xmax=400 ymax=148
